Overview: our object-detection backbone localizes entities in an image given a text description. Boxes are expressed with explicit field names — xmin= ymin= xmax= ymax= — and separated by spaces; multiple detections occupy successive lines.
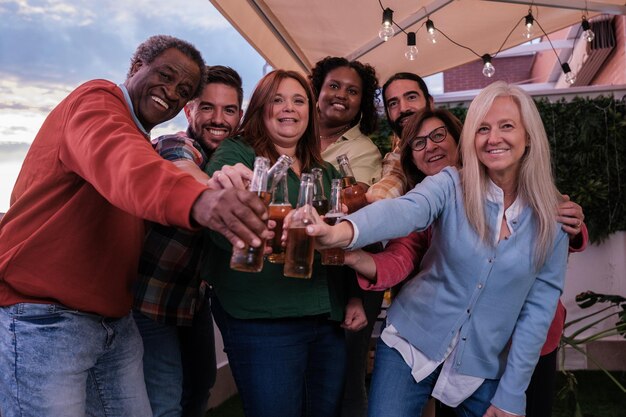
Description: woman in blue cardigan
xmin=306 ymin=81 xmax=569 ymax=417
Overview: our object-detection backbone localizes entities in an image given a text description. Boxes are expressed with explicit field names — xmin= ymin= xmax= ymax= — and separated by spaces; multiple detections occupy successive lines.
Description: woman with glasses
xmin=306 ymin=81 xmax=582 ymax=417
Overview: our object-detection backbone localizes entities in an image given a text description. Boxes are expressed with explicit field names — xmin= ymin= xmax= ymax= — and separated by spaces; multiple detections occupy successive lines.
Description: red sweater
xmin=0 ymin=80 xmax=207 ymax=317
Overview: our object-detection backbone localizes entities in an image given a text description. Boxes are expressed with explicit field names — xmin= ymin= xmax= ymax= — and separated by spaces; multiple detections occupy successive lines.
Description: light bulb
xmin=379 ymin=25 xmax=395 ymax=41
xmin=562 ymin=63 xmax=576 ymax=85
xmin=426 ymin=19 xmax=437 ymax=44
xmin=565 ymin=72 xmax=577 ymax=85
xmin=581 ymin=17 xmax=595 ymax=42
xmin=523 ymin=13 xmax=534 ymax=40
xmin=378 ymin=8 xmax=395 ymax=42
xmin=482 ymin=54 xmax=495 ymax=78
xmin=404 ymin=32 xmax=418 ymax=60
xmin=405 ymin=46 xmax=418 ymax=61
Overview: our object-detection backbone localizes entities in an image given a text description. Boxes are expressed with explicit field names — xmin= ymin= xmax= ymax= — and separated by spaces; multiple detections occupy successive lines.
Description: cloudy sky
xmin=0 ymin=0 xmax=268 ymax=211
xmin=0 ymin=0 xmax=443 ymax=212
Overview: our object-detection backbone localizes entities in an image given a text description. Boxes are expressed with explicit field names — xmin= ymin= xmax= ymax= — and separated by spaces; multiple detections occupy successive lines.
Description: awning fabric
xmin=210 ymin=0 xmax=624 ymax=82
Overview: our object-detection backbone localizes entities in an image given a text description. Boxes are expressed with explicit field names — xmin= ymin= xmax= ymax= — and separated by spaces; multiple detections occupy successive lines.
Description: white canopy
xmin=209 ymin=0 xmax=625 ymax=82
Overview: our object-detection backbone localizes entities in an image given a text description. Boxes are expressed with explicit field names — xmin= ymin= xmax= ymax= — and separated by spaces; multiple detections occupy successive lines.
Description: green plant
xmin=558 ymin=291 xmax=626 ymax=416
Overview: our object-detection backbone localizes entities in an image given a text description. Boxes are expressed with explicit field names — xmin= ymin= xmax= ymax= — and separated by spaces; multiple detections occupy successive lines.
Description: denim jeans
xmin=0 ymin=303 xmax=151 ymax=417
xmin=368 ymin=338 xmax=499 ymax=417
xmin=133 ymin=311 xmax=183 ymax=417
xmin=212 ymin=297 xmax=346 ymax=417
xmin=134 ymin=292 xmax=216 ymax=417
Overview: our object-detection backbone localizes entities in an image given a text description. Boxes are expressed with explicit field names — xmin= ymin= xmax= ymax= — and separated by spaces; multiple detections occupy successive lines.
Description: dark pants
xmin=526 ymin=348 xmax=558 ymax=417
xmin=179 ymin=295 xmax=217 ymax=417
xmin=340 ymin=290 xmax=385 ymax=417
xmin=134 ymin=291 xmax=216 ymax=417
xmin=212 ymin=297 xmax=347 ymax=417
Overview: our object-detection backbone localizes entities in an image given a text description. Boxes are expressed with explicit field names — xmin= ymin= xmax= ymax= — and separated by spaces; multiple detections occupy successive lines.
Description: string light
xmin=404 ymin=32 xmax=418 ymax=60
xmin=426 ymin=19 xmax=437 ymax=44
xmin=482 ymin=54 xmax=495 ymax=78
xmin=374 ymin=2 xmax=582 ymax=84
xmin=562 ymin=63 xmax=577 ymax=85
xmin=523 ymin=11 xmax=534 ymax=40
xmin=378 ymin=8 xmax=394 ymax=41
xmin=581 ymin=16 xmax=595 ymax=42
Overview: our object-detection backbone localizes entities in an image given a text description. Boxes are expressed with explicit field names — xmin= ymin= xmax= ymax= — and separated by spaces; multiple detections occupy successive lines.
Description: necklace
xmin=319 ymin=124 xmax=351 ymax=140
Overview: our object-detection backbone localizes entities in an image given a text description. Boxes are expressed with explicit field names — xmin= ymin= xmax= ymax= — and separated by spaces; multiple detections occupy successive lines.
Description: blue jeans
xmin=134 ymin=292 xmax=216 ymax=417
xmin=212 ymin=297 xmax=347 ymax=417
xmin=0 ymin=303 xmax=151 ymax=417
xmin=368 ymin=338 xmax=499 ymax=417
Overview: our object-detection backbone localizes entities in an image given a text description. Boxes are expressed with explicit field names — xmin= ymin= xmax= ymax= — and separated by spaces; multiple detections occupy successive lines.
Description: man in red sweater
xmin=0 ymin=35 xmax=269 ymax=417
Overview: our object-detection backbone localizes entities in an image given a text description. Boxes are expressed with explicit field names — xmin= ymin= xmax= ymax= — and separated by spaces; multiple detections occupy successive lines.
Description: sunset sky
xmin=0 ymin=0 xmax=268 ymax=211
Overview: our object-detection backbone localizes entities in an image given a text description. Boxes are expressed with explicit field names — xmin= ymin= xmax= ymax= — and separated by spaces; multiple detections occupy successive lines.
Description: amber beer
xmin=267 ymin=203 xmax=292 ymax=263
xmin=321 ymin=213 xmax=345 ymax=265
xmin=336 ymin=154 xmax=368 ymax=212
xmin=284 ymin=227 xmax=315 ymax=278
xmin=229 ymin=190 xmax=271 ymax=272
xmin=284 ymin=174 xmax=315 ymax=279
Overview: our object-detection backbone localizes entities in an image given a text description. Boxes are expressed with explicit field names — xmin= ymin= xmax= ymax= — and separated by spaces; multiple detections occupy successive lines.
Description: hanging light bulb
xmin=378 ymin=8 xmax=395 ymax=41
xmin=581 ymin=16 xmax=595 ymax=42
xmin=404 ymin=32 xmax=418 ymax=61
xmin=426 ymin=19 xmax=437 ymax=44
xmin=523 ymin=12 xmax=534 ymax=40
xmin=482 ymin=54 xmax=495 ymax=78
xmin=562 ymin=63 xmax=576 ymax=85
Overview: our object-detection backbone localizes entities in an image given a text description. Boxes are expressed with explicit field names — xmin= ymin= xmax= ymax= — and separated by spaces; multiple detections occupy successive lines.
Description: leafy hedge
xmin=371 ymin=96 xmax=626 ymax=243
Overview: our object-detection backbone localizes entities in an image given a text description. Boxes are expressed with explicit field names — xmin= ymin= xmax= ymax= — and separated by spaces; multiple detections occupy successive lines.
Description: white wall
xmin=561 ymin=231 xmax=626 ymax=369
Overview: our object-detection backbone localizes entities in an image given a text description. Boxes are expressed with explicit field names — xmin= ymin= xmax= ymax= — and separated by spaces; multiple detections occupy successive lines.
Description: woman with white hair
xmin=306 ymin=81 xmax=570 ymax=417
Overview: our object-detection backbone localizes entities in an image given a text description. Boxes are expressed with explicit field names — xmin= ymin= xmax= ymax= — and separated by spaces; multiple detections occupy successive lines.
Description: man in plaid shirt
xmin=133 ymin=66 xmax=245 ymax=417
xmin=366 ymin=72 xmax=433 ymax=202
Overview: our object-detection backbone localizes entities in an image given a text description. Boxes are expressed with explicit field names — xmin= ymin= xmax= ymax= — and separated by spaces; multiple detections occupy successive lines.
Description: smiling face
xmin=317 ymin=66 xmax=362 ymax=128
xmin=475 ymin=96 xmax=528 ymax=184
xmin=263 ymin=77 xmax=309 ymax=150
xmin=411 ymin=117 xmax=459 ymax=176
xmin=125 ymin=48 xmax=202 ymax=131
xmin=384 ymin=79 xmax=430 ymax=136
xmin=185 ymin=82 xmax=242 ymax=152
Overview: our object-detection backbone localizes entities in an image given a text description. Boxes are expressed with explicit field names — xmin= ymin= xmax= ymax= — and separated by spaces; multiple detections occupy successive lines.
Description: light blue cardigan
xmin=345 ymin=167 xmax=568 ymax=415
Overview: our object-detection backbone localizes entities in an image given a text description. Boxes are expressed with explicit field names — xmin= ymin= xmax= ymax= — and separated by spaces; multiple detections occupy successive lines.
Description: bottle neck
xmin=328 ymin=184 xmax=342 ymax=214
xmin=250 ymin=157 xmax=270 ymax=192
xmin=295 ymin=181 xmax=314 ymax=208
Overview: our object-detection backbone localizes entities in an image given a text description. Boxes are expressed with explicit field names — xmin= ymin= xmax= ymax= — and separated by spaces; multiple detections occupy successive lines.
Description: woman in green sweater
xmin=204 ymin=69 xmax=365 ymax=417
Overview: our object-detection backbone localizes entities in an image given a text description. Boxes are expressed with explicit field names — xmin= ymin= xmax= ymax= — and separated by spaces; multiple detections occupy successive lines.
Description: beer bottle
xmin=284 ymin=173 xmax=316 ymax=279
xmin=311 ymin=167 xmax=329 ymax=215
xmin=321 ymin=178 xmax=345 ymax=265
xmin=267 ymin=154 xmax=293 ymax=193
xmin=336 ymin=153 xmax=368 ymax=213
xmin=267 ymin=175 xmax=292 ymax=264
xmin=230 ymin=156 xmax=271 ymax=273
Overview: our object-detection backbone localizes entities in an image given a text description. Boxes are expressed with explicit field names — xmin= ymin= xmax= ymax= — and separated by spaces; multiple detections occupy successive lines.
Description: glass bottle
xmin=336 ymin=153 xmax=368 ymax=213
xmin=311 ymin=167 xmax=329 ymax=215
xmin=284 ymin=173 xmax=316 ymax=279
xmin=267 ymin=175 xmax=292 ymax=264
xmin=267 ymin=154 xmax=293 ymax=193
xmin=230 ymin=156 xmax=271 ymax=273
xmin=321 ymin=178 xmax=345 ymax=265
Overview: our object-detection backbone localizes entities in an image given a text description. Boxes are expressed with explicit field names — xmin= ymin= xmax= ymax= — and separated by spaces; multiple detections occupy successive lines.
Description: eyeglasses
xmin=409 ymin=126 xmax=447 ymax=151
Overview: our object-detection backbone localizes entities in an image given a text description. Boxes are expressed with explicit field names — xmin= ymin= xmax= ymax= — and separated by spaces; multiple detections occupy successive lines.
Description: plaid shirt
xmin=133 ymin=130 xmax=209 ymax=326
xmin=366 ymin=151 xmax=408 ymax=201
